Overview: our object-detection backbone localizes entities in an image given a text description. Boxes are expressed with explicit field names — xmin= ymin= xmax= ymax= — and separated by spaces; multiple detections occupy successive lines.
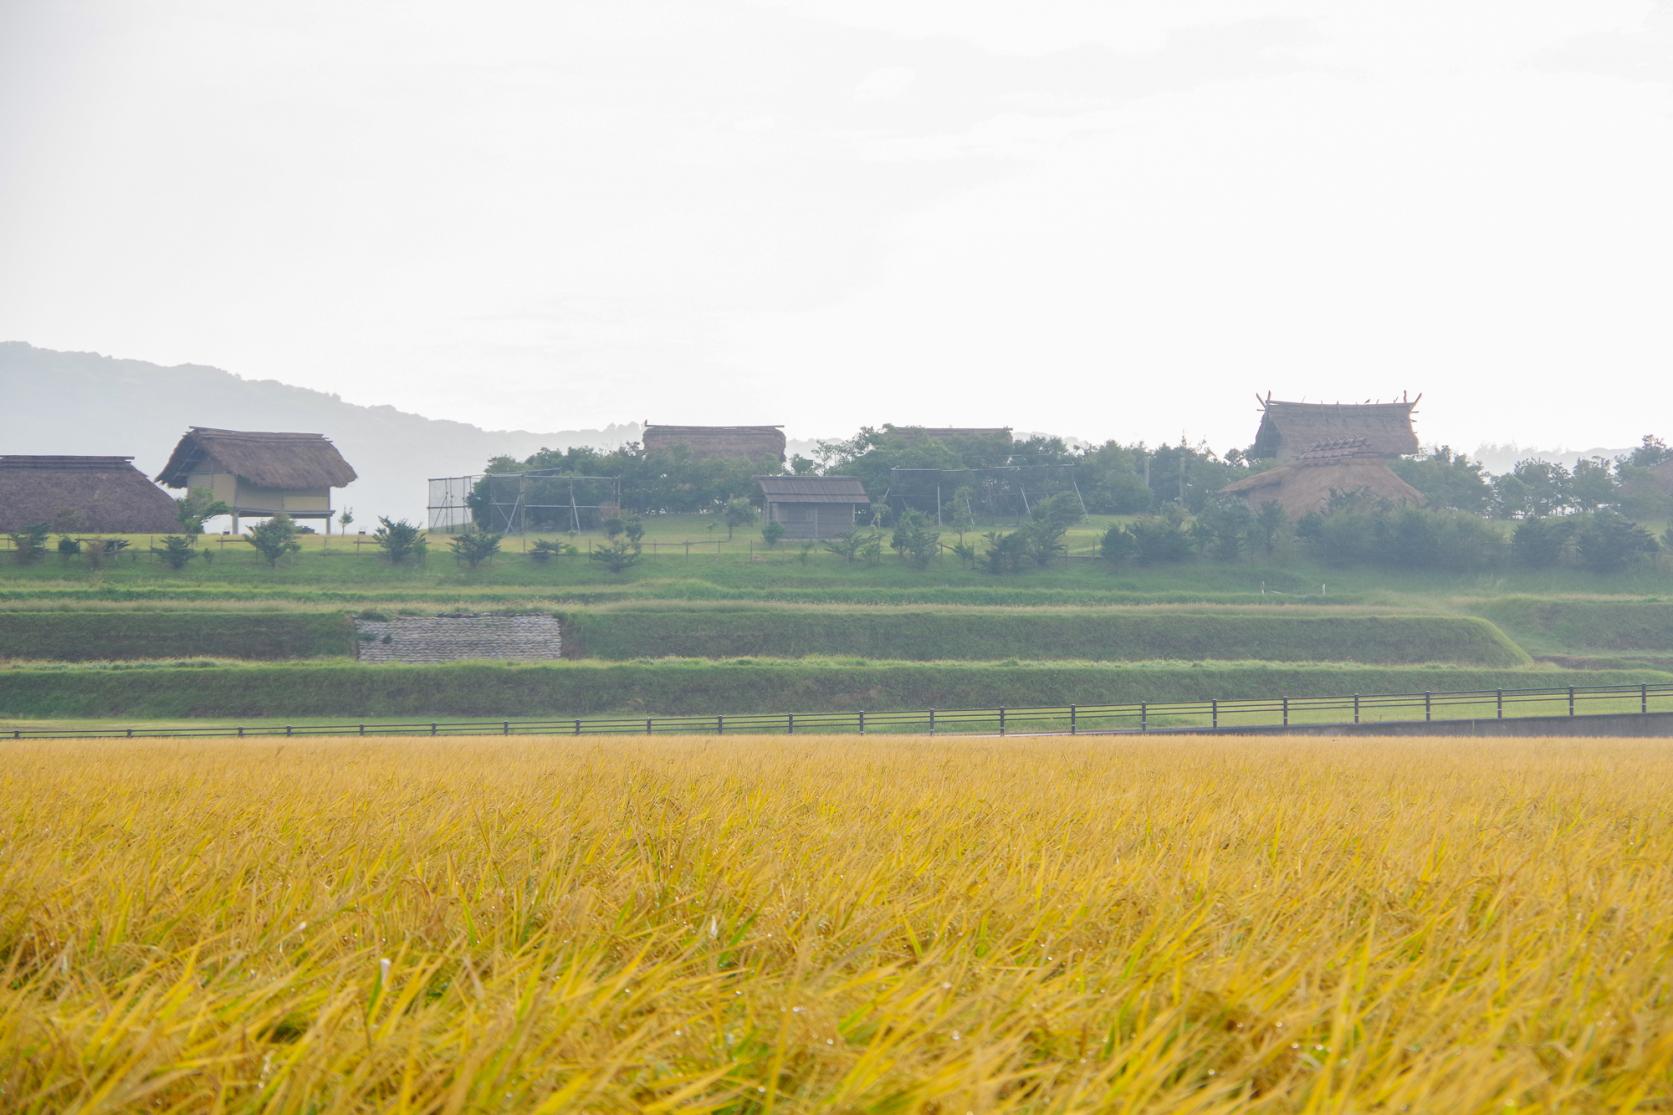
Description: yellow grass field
xmin=2 ymin=736 xmax=1671 ymax=1113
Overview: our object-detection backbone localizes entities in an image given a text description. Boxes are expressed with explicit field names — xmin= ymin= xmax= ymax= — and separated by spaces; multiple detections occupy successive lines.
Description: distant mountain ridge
xmin=0 ymin=342 xmax=641 ymax=522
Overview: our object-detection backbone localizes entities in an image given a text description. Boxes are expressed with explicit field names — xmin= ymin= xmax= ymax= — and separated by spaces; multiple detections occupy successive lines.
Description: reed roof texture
xmin=1221 ymin=457 xmax=1425 ymax=519
xmin=0 ymin=456 xmax=181 ymax=533
xmin=1252 ymin=400 xmax=1419 ymax=462
xmin=156 ymin=428 xmax=357 ymax=490
xmin=756 ymin=475 xmax=871 ymax=503
xmin=642 ymin=424 xmax=787 ymax=462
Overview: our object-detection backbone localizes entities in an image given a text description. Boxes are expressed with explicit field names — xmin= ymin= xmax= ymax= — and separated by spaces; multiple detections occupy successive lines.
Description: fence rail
xmin=6 ymin=682 xmax=1673 ymax=742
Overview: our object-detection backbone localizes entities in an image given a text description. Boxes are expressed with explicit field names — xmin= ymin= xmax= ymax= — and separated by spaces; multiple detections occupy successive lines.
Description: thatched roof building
xmin=643 ymin=424 xmax=786 ymax=463
xmin=1251 ymin=396 xmax=1420 ymax=462
xmin=757 ymin=475 xmax=871 ymax=539
xmin=0 ymin=456 xmax=181 ymax=533
xmin=888 ymin=426 xmax=1013 ymax=444
xmin=156 ymin=428 xmax=357 ymax=529
xmin=1222 ymin=440 xmax=1424 ymax=518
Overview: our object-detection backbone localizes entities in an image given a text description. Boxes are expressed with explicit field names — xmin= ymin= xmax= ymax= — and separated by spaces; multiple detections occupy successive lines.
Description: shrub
xmin=590 ymin=537 xmax=641 ymax=573
xmin=373 ymin=518 xmax=427 ymax=564
xmin=56 ymin=535 xmax=81 ymax=559
xmin=1099 ymin=525 xmax=1138 ymax=566
xmin=158 ymin=536 xmax=199 ymax=570
xmin=761 ymin=520 xmax=786 ymax=548
xmin=528 ymin=539 xmax=576 ymax=563
xmin=1511 ymin=517 xmax=1574 ymax=569
xmin=1128 ymin=516 xmax=1195 ymax=564
xmin=823 ymin=529 xmax=877 ymax=564
xmin=245 ymin=514 xmax=301 ymax=568
xmin=889 ymin=511 xmax=940 ymax=569
xmin=450 ymin=529 xmax=503 ymax=569
xmin=8 ymin=524 xmax=49 ymax=565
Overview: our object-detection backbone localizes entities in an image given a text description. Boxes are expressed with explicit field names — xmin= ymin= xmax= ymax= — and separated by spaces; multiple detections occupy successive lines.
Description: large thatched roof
xmin=156 ymin=428 xmax=357 ymax=490
xmin=1251 ymin=397 xmax=1420 ymax=461
xmin=0 ymin=456 xmax=181 ymax=533
xmin=1221 ymin=453 xmax=1424 ymax=519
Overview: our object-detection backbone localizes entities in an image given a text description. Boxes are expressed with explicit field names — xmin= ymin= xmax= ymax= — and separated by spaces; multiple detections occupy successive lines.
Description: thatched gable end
xmin=1252 ymin=399 xmax=1419 ymax=462
xmin=156 ymin=428 xmax=357 ymax=490
xmin=0 ymin=456 xmax=181 ymax=533
xmin=643 ymin=425 xmax=786 ymax=462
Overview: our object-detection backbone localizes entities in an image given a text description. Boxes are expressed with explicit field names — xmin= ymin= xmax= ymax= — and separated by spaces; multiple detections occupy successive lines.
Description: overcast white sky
xmin=3 ymin=0 xmax=1671 ymax=450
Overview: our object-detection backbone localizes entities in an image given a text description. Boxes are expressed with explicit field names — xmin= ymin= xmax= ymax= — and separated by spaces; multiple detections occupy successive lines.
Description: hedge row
xmin=0 ymin=611 xmax=356 ymax=661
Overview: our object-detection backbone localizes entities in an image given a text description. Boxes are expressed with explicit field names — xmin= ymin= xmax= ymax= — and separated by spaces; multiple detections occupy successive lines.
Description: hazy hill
xmin=0 ymin=343 xmax=640 ymax=523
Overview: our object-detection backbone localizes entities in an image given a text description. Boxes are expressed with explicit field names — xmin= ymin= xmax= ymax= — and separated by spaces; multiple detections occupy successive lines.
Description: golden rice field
xmin=2 ymin=736 xmax=1672 ymax=1113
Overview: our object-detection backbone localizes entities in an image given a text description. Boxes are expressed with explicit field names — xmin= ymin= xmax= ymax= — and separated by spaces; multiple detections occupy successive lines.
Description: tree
xmin=175 ymin=487 xmax=231 ymax=535
xmin=1569 ymin=457 xmax=1618 ymax=512
xmin=158 ymin=535 xmax=199 ymax=570
xmin=529 ymin=538 xmax=576 ymax=562
xmin=245 ymin=513 xmax=301 ymax=568
xmin=1253 ymin=501 xmax=1287 ymax=556
xmin=1625 ymin=434 xmax=1672 ymax=469
xmin=1391 ymin=447 xmax=1491 ymax=513
xmin=979 ymin=529 xmax=1031 ymax=574
xmin=450 ymin=529 xmax=503 ymax=569
xmin=7 ymin=524 xmax=49 ymax=565
xmin=1503 ymin=459 xmax=1570 ymax=518
xmin=339 ymin=507 xmax=355 ymax=533
xmin=761 ymin=520 xmax=786 ymax=548
xmin=1192 ymin=497 xmax=1255 ymax=561
xmin=889 ymin=510 xmax=940 ymax=568
xmin=1574 ymin=510 xmax=1659 ymax=573
xmin=721 ymin=497 xmax=756 ymax=540
xmin=373 ymin=517 xmax=428 ymax=564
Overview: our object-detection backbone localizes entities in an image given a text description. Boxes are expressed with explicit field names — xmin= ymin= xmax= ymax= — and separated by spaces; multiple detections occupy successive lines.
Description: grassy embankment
xmin=0 ymin=606 xmax=1528 ymax=667
xmin=1 ymin=658 xmax=1663 ymax=720
xmin=2 ymin=735 xmax=1670 ymax=1110
xmin=1472 ymin=598 xmax=1673 ymax=669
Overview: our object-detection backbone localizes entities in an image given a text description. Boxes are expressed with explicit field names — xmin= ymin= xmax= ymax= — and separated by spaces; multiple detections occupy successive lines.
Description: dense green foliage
xmin=0 ymin=611 xmax=355 ymax=661
xmin=0 ymin=659 xmax=1659 ymax=719
xmin=560 ymin=607 xmax=1528 ymax=666
xmin=244 ymin=513 xmax=301 ymax=567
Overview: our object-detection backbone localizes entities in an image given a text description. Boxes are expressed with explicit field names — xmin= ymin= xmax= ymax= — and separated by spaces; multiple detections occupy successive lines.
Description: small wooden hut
xmin=1250 ymin=396 xmax=1419 ymax=463
xmin=0 ymin=455 xmax=181 ymax=533
xmin=757 ymin=476 xmax=871 ymax=539
xmin=643 ymin=424 xmax=786 ymax=463
xmin=156 ymin=428 xmax=357 ymax=531
xmin=1222 ymin=440 xmax=1424 ymax=518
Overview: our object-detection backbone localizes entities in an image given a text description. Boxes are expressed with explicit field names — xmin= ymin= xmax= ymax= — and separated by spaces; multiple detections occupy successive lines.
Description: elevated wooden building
xmin=643 ymin=424 xmax=786 ymax=464
xmin=156 ymin=428 xmax=357 ymax=531
xmin=757 ymin=476 xmax=871 ymax=540
xmin=1223 ymin=395 xmax=1424 ymax=517
xmin=0 ymin=455 xmax=181 ymax=533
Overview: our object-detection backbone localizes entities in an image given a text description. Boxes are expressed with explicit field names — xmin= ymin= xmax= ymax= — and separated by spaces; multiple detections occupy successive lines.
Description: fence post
xmin=859 ymin=711 xmax=866 ymax=735
xmin=1352 ymin=695 xmax=1360 ymax=724
xmin=1496 ymin=690 xmax=1503 ymax=720
xmin=717 ymin=715 xmax=724 ymax=735
xmin=1140 ymin=702 xmax=1148 ymax=732
xmin=787 ymin=713 xmax=794 ymax=735
xmin=574 ymin=719 xmax=581 ymax=736
xmin=1069 ymin=705 xmax=1077 ymax=735
xmin=646 ymin=717 xmax=652 ymax=735
xmin=1211 ymin=699 xmax=1219 ymax=729
xmin=430 ymin=722 xmax=437 ymax=736
xmin=1424 ymin=692 xmax=1432 ymax=722
xmin=1643 ymin=684 xmax=1650 ymax=715
xmin=1568 ymin=687 xmax=1576 ymax=718
xmin=999 ymin=707 xmax=1006 ymax=736
xmin=1281 ymin=697 xmax=1289 ymax=728
xmin=238 ymin=726 xmax=245 ymax=738
xmin=358 ymin=724 xmax=364 ymax=737
xmin=503 ymin=720 xmax=510 ymax=736
xmin=929 ymin=709 xmax=936 ymax=735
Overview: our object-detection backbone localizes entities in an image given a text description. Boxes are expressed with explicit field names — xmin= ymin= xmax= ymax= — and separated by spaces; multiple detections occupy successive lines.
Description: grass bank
xmin=561 ymin=606 xmax=1529 ymax=666
xmin=0 ymin=611 xmax=355 ymax=661
xmin=1 ymin=658 xmax=1662 ymax=719
xmin=1474 ymin=598 xmax=1673 ymax=655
